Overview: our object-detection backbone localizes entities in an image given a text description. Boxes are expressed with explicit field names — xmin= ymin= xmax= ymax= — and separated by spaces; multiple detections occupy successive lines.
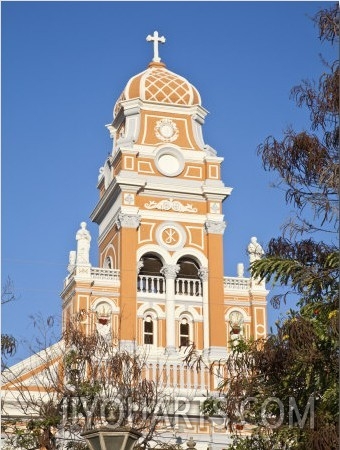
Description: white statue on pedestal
xmin=68 ymin=250 xmax=76 ymax=273
xmin=247 ymin=236 xmax=264 ymax=263
xmin=76 ymin=222 xmax=91 ymax=265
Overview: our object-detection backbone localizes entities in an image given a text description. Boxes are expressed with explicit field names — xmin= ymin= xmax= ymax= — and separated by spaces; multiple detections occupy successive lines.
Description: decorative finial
xmin=146 ymin=30 xmax=166 ymax=63
xmin=186 ymin=437 xmax=197 ymax=449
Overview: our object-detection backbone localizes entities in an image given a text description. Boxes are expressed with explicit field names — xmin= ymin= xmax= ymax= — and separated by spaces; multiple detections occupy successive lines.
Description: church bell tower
xmin=61 ymin=31 xmax=267 ymax=362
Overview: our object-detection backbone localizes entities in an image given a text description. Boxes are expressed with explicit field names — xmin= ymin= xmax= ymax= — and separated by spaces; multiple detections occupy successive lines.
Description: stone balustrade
xmin=65 ymin=270 xmax=257 ymax=294
xmin=143 ymin=361 xmax=210 ymax=391
xmin=137 ymin=275 xmax=165 ymax=294
xmin=90 ymin=267 xmax=120 ymax=281
xmin=223 ymin=276 xmax=250 ymax=291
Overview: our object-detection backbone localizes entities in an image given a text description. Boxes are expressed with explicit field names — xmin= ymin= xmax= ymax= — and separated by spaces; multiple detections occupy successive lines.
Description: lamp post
xmin=81 ymin=427 xmax=142 ymax=450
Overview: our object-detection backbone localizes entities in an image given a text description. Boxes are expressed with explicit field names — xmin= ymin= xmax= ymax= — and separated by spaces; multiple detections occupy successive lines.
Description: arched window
xmin=176 ymin=257 xmax=202 ymax=296
xmin=138 ymin=253 xmax=165 ymax=294
xmin=228 ymin=310 xmax=245 ymax=347
xmin=103 ymin=256 xmax=113 ymax=269
xmin=177 ymin=257 xmax=200 ymax=278
xmin=179 ymin=318 xmax=190 ymax=347
xmin=143 ymin=315 xmax=154 ymax=345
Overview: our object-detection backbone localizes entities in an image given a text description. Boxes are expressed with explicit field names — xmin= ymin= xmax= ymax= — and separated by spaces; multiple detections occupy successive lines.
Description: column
xmin=205 ymin=220 xmax=227 ymax=360
xmin=117 ymin=212 xmax=140 ymax=351
xmin=160 ymin=264 xmax=179 ymax=355
xmin=198 ymin=267 xmax=209 ymax=354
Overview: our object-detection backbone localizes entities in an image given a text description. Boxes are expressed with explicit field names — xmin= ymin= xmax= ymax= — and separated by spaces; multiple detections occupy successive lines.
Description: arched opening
xmin=179 ymin=317 xmax=190 ymax=347
xmin=176 ymin=257 xmax=202 ymax=296
xmin=143 ymin=315 xmax=154 ymax=345
xmin=103 ymin=256 xmax=113 ymax=269
xmin=137 ymin=253 xmax=165 ymax=294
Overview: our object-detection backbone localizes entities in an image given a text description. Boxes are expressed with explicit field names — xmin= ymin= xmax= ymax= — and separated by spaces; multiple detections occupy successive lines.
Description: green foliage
xmin=220 ymin=5 xmax=339 ymax=450
xmin=251 ymin=242 xmax=338 ymax=307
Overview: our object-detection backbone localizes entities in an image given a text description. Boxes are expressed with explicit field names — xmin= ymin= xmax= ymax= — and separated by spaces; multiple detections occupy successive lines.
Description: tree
xmin=187 ymin=5 xmax=339 ymax=450
xmin=1 ymin=313 xmax=173 ymax=450
xmin=1 ymin=278 xmax=17 ymax=368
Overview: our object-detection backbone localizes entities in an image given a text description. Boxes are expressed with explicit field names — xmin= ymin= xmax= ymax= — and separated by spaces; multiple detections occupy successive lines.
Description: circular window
xmin=155 ymin=147 xmax=184 ymax=177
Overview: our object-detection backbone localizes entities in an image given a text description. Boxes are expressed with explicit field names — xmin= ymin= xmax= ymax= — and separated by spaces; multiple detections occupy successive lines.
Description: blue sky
xmin=2 ymin=1 xmax=336 ymax=362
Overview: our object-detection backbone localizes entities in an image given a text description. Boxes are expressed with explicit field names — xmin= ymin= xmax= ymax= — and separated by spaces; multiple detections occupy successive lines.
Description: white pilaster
xmin=161 ymin=264 xmax=179 ymax=355
xmin=198 ymin=267 xmax=209 ymax=353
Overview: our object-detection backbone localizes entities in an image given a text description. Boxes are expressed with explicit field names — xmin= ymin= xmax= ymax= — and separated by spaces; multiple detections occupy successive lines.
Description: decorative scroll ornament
xmin=154 ymin=118 xmax=179 ymax=142
xmin=145 ymin=198 xmax=197 ymax=213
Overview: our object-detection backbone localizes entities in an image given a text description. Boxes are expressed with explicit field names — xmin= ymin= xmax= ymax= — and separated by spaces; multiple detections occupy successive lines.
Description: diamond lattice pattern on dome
xmin=145 ymin=69 xmax=192 ymax=104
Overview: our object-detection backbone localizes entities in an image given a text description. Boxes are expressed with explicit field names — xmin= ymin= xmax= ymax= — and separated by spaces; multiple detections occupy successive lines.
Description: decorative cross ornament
xmin=146 ymin=31 xmax=166 ymax=63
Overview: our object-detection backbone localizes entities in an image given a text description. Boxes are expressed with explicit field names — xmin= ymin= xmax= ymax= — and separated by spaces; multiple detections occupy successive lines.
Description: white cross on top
xmin=146 ymin=31 xmax=166 ymax=63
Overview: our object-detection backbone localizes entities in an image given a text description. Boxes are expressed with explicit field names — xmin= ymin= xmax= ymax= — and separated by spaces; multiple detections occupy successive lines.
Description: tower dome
xmin=114 ymin=31 xmax=201 ymax=116
xmin=114 ymin=62 xmax=201 ymax=116
xmin=125 ymin=61 xmax=201 ymax=104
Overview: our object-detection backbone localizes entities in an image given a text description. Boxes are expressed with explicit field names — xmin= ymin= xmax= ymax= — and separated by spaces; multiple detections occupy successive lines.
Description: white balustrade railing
xmin=65 ymin=269 xmax=251 ymax=294
xmin=91 ymin=267 xmax=120 ymax=281
xmin=137 ymin=275 xmax=165 ymax=294
xmin=137 ymin=275 xmax=203 ymax=298
xmin=224 ymin=276 xmax=250 ymax=291
xmin=175 ymin=278 xmax=202 ymax=297
xmin=144 ymin=361 xmax=210 ymax=391
xmin=64 ymin=266 xmax=120 ymax=287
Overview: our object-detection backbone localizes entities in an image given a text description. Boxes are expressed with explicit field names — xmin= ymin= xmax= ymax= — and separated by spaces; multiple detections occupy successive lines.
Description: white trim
xmin=155 ymin=146 xmax=185 ymax=177
xmin=136 ymin=244 xmax=171 ymax=265
xmin=173 ymin=247 xmax=208 ymax=267
xmin=138 ymin=221 xmax=156 ymax=244
xmin=137 ymin=302 xmax=165 ymax=319
xmin=156 ymin=221 xmax=187 ymax=251
xmin=119 ymin=98 xmax=207 ymax=116
xmin=138 ymin=160 xmax=155 ymax=174
xmin=1 ymin=341 xmax=64 ymax=384
xmin=175 ymin=305 xmax=202 ymax=321
xmin=224 ymin=307 xmax=250 ymax=323
xmin=177 ymin=312 xmax=194 ymax=348
xmin=102 ymin=244 xmax=117 ymax=269
xmin=186 ymin=225 xmax=204 ymax=250
xmin=142 ymin=310 xmax=158 ymax=347
xmin=91 ymin=297 xmax=120 ymax=314
xmin=140 ymin=210 xmax=207 ymax=224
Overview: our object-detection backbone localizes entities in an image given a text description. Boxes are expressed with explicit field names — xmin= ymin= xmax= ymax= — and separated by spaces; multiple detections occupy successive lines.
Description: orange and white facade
xmin=3 ymin=32 xmax=268 ymax=449
xmin=61 ymin=32 xmax=267 ymax=362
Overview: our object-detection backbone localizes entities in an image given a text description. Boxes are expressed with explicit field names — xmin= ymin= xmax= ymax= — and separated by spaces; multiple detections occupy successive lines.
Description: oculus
xmin=155 ymin=146 xmax=184 ymax=177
